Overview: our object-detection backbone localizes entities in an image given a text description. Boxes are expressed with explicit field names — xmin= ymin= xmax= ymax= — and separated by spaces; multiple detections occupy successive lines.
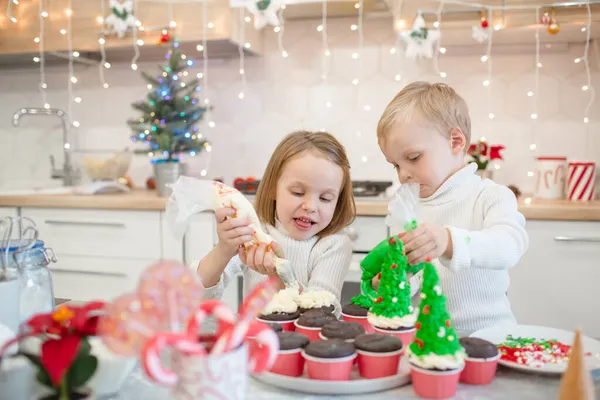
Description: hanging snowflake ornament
xmin=104 ymin=0 xmax=137 ymax=39
xmin=400 ymin=11 xmax=440 ymax=60
xmin=246 ymin=0 xmax=281 ymax=30
xmin=472 ymin=26 xmax=489 ymax=43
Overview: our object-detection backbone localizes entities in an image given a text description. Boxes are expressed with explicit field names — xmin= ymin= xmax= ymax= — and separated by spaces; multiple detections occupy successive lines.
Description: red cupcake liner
xmin=257 ymin=317 xmax=297 ymax=332
xmin=460 ymin=354 xmax=500 ymax=385
xmin=341 ymin=313 xmax=375 ymax=333
xmin=373 ymin=326 xmax=416 ymax=349
xmin=294 ymin=320 xmax=322 ymax=341
xmin=357 ymin=348 xmax=403 ymax=379
xmin=302 ymin=351 xmax=357 ymax=381
xmin=410 ymin=364 xmax=463 ymax=399
xmin=270 ymin=348 xmax=305 ymax=377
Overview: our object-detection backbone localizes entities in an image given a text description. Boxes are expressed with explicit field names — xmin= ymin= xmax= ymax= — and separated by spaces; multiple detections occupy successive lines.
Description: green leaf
xmin=67 ymin=354 xmax=97 ymax=390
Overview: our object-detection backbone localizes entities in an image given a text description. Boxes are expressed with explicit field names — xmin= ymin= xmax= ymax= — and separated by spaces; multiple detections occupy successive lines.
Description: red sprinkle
xmin=422 ymin=305 xmax=430 ymax=315
xmin=390 ymin=263 xmax=398 ymax=269
xmin=389 ymin=237 xmax=396 ymax=244
xmin=445 ymin=319 xmax=451 ymax=328
xmin=415 ymin=322 xmax=422 ymax=330
xmin=375 ymin=296 xmax=383 ymax=303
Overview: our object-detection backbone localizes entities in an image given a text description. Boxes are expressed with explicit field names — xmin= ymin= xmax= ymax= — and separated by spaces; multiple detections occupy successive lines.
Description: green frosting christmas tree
xmin=128 ymin=38 xmax=209 ymax=160
xmin=359 ymin=234 xmax=425 ymax=301
xmin=368 ymin=236 xmax=413 ymax=319
xmin=409 ymin=262 xmax=465 ymax=362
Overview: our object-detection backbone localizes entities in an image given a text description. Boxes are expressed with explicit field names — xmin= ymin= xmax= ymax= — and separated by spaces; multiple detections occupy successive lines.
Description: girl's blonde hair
xmin=255 ymin=131 xmax=356 ymax=237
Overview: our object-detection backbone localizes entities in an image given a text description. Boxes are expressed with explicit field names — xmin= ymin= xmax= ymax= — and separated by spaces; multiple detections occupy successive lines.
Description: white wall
xmin=0 ymin=17 xmax=598 ymax=194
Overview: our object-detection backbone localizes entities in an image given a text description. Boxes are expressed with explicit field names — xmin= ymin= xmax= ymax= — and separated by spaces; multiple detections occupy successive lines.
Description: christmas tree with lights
xmin=128 ymin=38 xmax=209 ymax=161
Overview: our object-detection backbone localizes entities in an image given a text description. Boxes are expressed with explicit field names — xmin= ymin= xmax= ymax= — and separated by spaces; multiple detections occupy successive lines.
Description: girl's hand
xmin=238 ymin=242 xmax=281 ymax=276
xmin=214 ymin=207 xmax=253 ymax=257
xmin=400 ymin=223 xmax=452 ymax=265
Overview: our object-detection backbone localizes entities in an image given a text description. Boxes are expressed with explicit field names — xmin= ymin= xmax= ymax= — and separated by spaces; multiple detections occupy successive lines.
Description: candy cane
xmin=186 ymin=300 xmax=236 ymax=339
xmin=141 ymin=333 xmax=205 ymax=386
xmin=245 ymin=320 xmax=279 ymax=374
xmin=544 ymin=170 xmax=552 ymax=190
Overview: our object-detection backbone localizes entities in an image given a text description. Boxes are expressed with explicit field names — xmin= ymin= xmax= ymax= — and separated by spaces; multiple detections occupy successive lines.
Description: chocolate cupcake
xmin=459 ymin=337 xmax=499 ymax=359
xmin=354 ymin=333 xmax=403 ymax=353
xmin=342 ymin=303 xmax=369 ymax=317
xmin=302 ymin=308 xmax=334 ymax=318
xmin=295 ymin=290 xmax=337 ymax=314
xmin=270 ymin=332 xmax=310 ymax=377
xmin=320 ymin=321 xmax=365 ymax=342
xmin=304 ymin=339 xmax=356 ymax=359
xmin=294 ymin=311 xmax=338 ymax=341
xmin=257 ymin=288 xmax=301 ymax=331
xmin=258 ymin=310 xmax=300 ymax=321
xmin=278 ymin=331 xmax=310 ymax=351
xmin=354 ymin=334 xmax=404 ymax=379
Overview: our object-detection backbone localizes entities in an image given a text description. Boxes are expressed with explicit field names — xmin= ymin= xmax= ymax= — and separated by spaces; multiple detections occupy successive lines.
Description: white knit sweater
xmin=411 ymin=163 xmax=529 ymax=336
xmin=202 ymin=221 xmax=354 ymax=313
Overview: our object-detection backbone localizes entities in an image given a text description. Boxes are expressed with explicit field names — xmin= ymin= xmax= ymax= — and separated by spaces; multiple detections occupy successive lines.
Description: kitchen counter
xmin=0 ymin=190 xmax=599 ymax=220
xmin=113 ymin=364 xmax=600 ymax=399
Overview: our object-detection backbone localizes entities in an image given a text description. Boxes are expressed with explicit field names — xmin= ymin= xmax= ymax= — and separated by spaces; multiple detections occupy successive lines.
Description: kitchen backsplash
xmin=0 ymin=17 xmax=598 ymax=194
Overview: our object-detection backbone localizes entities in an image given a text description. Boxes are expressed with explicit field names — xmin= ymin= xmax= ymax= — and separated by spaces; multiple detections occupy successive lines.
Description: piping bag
xmin=165 ymin=176 xmax=299 ymax=289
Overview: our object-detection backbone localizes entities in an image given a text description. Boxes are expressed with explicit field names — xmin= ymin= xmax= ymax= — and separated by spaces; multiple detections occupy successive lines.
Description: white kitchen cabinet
xmin=160 ymin=212 xmax=185 ymax=263
xmin=20 ymin=208 xmax=163 ymax=301
xmin=509 ymin=220 xmax=600 ymax=337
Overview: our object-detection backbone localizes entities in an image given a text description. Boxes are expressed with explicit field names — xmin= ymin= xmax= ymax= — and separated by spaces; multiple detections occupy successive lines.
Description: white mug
xmin=172 ymin=345 xmax=249 ymax=400
xmin=534 ymin=157 xmax=567 ymax=200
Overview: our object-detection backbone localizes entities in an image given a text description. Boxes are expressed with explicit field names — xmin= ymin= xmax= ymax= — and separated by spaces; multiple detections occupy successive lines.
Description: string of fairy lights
xmin=7 ymin=0 xmax=595 ymax=179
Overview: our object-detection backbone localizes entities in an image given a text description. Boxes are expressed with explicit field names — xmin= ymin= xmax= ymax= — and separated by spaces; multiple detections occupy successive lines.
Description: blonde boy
xmin=377 ymin=81 xmax=529 ymax=335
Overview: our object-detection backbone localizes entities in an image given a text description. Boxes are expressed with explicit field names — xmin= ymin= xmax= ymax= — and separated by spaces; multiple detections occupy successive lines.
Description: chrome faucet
xmin=12 ymin=108 xmax=80 ymax=186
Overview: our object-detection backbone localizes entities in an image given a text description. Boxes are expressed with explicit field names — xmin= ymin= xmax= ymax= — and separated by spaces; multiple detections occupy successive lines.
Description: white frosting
xmin=295 ymin=290 xmax=336 ymax=310
xmin=367 ymin=312 xmax=416 ymax=329
xmin=408 ymin=347 xmax=466 ymax=370
xmin=262 ymin=287 xmax=300 ymax=315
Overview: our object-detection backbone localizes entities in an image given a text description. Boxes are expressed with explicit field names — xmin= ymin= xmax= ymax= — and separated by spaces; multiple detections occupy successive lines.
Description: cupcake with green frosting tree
xmin=366 ymin=236 xmax=417 ymax=346
xmin=408 ymin=262 xmax=466 ymax=399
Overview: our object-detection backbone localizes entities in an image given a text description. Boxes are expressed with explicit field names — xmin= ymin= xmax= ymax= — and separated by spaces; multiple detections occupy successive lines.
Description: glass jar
xmin=0 ymin=240 xmax=56 ymax=325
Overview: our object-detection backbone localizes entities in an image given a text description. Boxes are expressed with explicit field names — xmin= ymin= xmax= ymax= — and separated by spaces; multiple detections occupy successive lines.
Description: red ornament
xmin=158 ymin=32 xmax=171 ymax=44
xmin=481 ymin=18 xmax=489 ymax=28
xmin=414 ymin=338 xmax=424 ymax=349
xmin=390 ymin=263 xmax=398 ymax=269
xmin=423 ymin=305 xmax=431 ymax=315
xmin=376 ymin=272 xmax=381 ymax=280
xmin=375 ymin=296 xmax=383 ymax=303
xmin=389 ymin=237 xmax=396 ymax=245
xmin=445 ymin=319 xmax=451 ymax=328
xmin=415 ymin=322 xmax=422 ymax=330
xmin=146 ymin=177 xmax=156 ymax=190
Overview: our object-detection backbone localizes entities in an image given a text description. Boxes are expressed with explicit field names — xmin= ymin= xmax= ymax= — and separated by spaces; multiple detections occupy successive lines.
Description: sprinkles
xmin=497 ymin=335 xmax=591 ymax=368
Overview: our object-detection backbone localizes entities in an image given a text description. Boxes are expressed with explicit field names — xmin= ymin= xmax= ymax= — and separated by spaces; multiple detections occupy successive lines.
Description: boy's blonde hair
xmin=255 ymin=131 xmax=356 ymax=237
xmin=377 ymin=81 xmax=471 ymax=148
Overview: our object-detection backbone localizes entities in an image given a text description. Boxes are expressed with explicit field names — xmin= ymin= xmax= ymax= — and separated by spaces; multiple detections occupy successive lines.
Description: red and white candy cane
xmin=141 ymin=333 xmax=206 ymax=386
xmin=243 ymin=320 xmax=280 ymax=374
xmin=186 ymin=299 xmax=236 ymax=339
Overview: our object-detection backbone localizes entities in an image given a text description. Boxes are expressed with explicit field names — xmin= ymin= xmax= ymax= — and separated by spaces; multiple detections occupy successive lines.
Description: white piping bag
xmin=165 ymin=176 xmax=298 ymax=289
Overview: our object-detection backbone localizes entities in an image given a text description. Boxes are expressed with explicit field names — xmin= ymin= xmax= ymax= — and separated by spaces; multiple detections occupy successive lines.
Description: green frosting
xmin=351 ymin=294 xmax=372 ymax=308
xmin=368 ymin=237 xmax=412 ymax=319
xmin=409 ymin=262 xmax=464 ymax=359
xmin=359 ymin=235 xmax=426 ymax=300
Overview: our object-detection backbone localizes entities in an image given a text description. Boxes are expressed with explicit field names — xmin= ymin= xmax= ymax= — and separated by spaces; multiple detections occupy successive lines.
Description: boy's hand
xmin=400 ymin=223 xmax=452 ymax=265
xmin=238 ymin=242 xmax=278 ymax=276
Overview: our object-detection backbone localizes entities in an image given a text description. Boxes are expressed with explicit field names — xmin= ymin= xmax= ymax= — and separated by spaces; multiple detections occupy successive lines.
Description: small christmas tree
xmin=360 ymin=234 xmax=424 ymax=300
xmin=128 ymin=38 xmax=209 ymax=161
xmin=409 ymin=262 xmax=465 ymax=364
xmin=369 ymin=236 xmax=413 ymax=319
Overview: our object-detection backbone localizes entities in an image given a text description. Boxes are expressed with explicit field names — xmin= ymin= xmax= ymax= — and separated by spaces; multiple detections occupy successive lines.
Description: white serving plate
xmin=470 ymin=325 xmax=600 ymax=375
xmin=252 ymin=356 xmax=411 ymax=395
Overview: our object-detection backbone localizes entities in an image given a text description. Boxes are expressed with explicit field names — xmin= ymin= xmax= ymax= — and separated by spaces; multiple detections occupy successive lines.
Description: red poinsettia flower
xmin=489 ymin=145 xmax=505 ymax=160
xmin=23 ymin=302 xmax=106 ymax=386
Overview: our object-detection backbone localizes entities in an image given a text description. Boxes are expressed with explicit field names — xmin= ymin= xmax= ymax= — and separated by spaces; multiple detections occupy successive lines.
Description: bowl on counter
xmin=81 ymin=151 xmax=132 ymax=181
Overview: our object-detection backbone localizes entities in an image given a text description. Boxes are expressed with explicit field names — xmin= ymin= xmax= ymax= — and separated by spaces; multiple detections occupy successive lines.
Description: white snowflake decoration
xmin=105 ymin=0 xmax=137 ymax=39
xmin=400 ymin=11 xmax=441 ymax=60
xmin=392 ymin=297 xmax=398 ymax=303
xmin=472 ymin=26 xmax=489 ymax=43
xmin=399 ymin=282 xmax=405 ymax=289
xmin=437 ymin=327 xmax=446 ymax=338
xmin=433 ymin=285 xmax=442 ymax=296
xmin=246 ymin=0 xmax=280 ymax=30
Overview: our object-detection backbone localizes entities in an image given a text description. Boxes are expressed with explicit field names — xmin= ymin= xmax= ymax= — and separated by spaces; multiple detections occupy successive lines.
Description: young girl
xmin=196 ymin=131 xmax=356 ymax=312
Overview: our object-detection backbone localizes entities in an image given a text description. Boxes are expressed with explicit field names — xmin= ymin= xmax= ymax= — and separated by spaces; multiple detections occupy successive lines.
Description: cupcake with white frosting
xmin=257 ymin=287 xmax=301 ymax=331
xmin=295 ymin=290 xmax=336 ymax=315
